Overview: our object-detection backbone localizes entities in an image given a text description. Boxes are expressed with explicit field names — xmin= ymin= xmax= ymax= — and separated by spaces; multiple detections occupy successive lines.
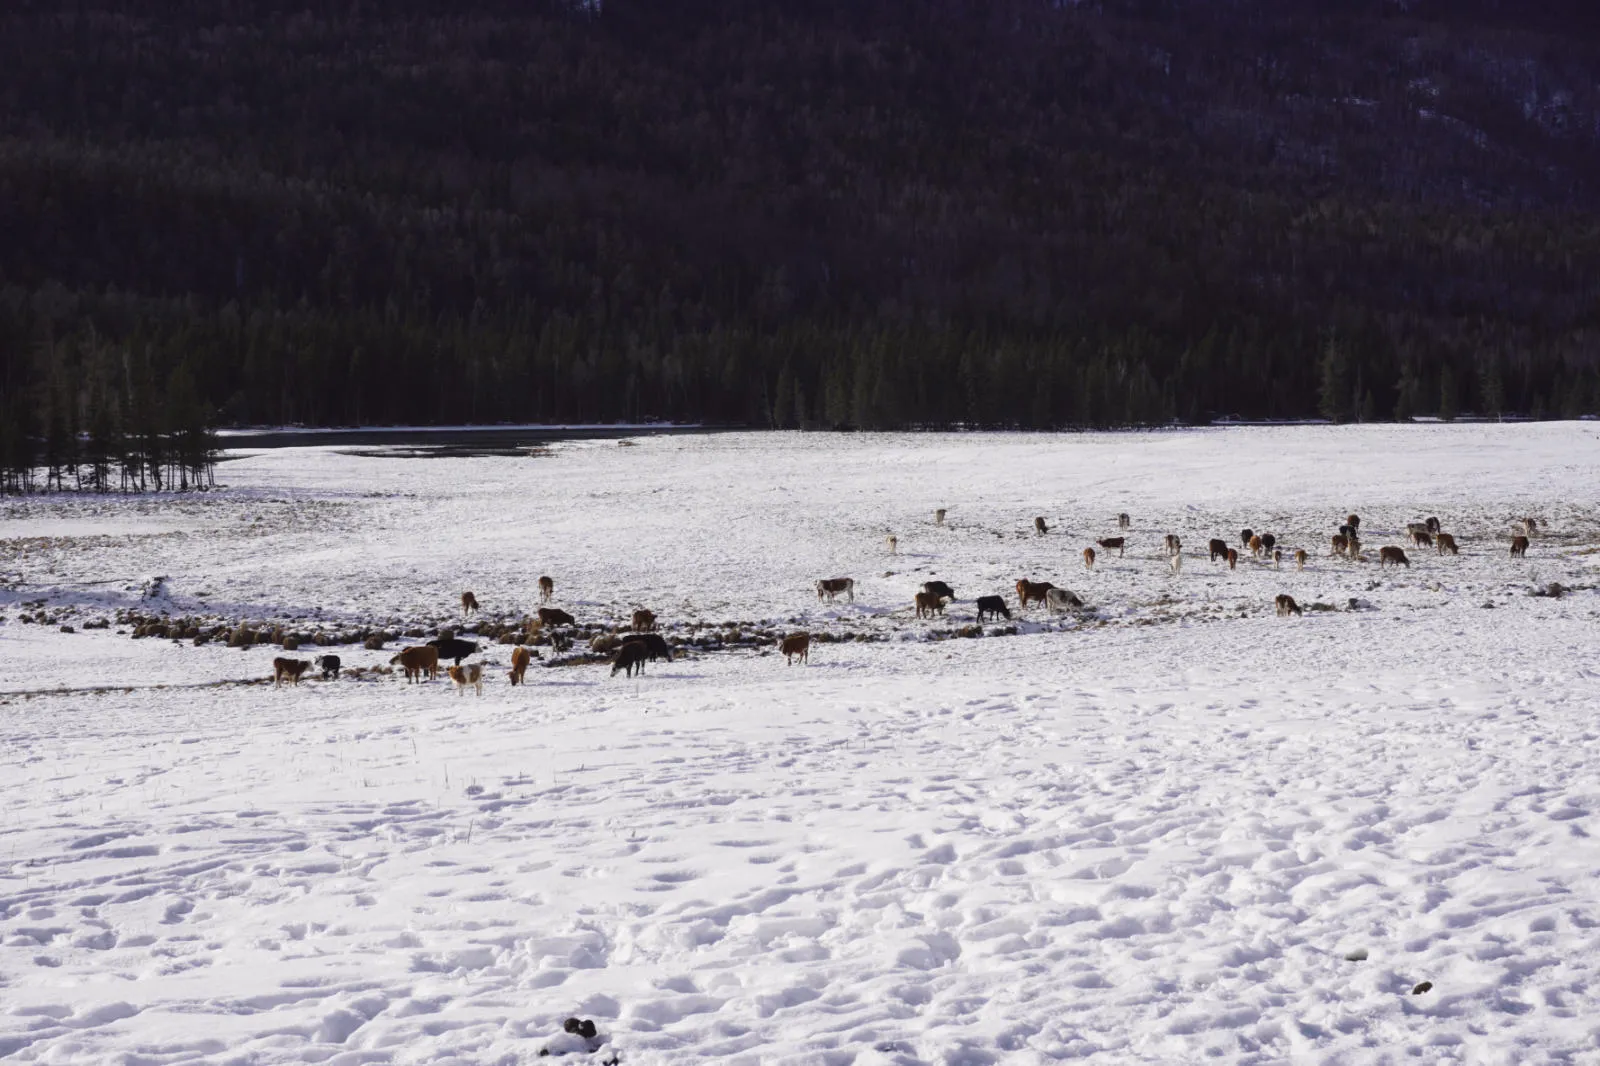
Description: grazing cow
xmin=1209 ymin=538 xmax=1229 ymax=562
xmin=460 ymin=591 xmax=479 ymax=618
xmin=1274 ymin=594 xmax=1303 ymax=618
xmin=1436 ymin=532 xmax=1459 ymax=556
xmin=273 ymin=657 xmax=311 ymax=687
xmin=934 ymin=508 xmax=946 ymax=527
xmin=1522 ymin=517 xmax=1538 ymax=536
xmin=1260 ymin=533 xmax=1276 ymax=554
xmin=1249 ymin=534 xmax=1264 ymax=559
xmin=886 ymin=535 xmax=898 ymax=555
xmin=816 ymin=578 xmax=855 ymax=603
xmin=1240 ymin=528 xmax=1255 ymax=548
xmin=428 ymin=636 xmax=479 ymax=665
xmin=780 ymin=632 xmax=811 ymax=665
xmin=1168 ymin=551 xmax=1183 ymax=574
xmin=1164 ymin=534 xmax=1182 ymax=556
xmin=1016 ymin=579 xmax=1055 ymax=607
xmin=391 ymin=645 xmax=439 ymax=684
xmin=1226 ymin=548 xmax=1239 ymax=570
xmin=509 ymin=645 xmax=532 ymax=685
xmin=1426 ymin=516 xmax=1441 ymax=534
xmin=1082 ymin=547 xmax=1096 ymax=570
xmin=317 ymin=654 xmax=341 ymax=680
xmin=914 ymin=591 xmax=945 ymax=619
xmin=1410 ymin=529 xmax=1433 ymax=549
xmin=538 ymin=576 xmax=554 ymax=603
xmin=1035 ymin=516 xmax=1049 ymax=536
xmin=1118 ymin=513 xmax=1131 ymax=530
xmin=1346 ymin=513 xmax=1361 ymax=531
xmin=1272 ymin=548 xmax=1283 ymax=568
xmin=1045 ymin=587 xmax=1084 ymax=613
xmin=1510 ymin=535 xmax=1530 ymax=557
xmin=612 ymin=641 xmax=650 ymax=678
xmin=631 ymin=608 xmax=656 ymax=632
xmin=538 ymin=606 xmax=576 ymax=628
xmin=621 ymin=632 xmax=673 ymax=663
xmin=447 ymin=663 xmax=484 ymax=696
xmin=1379 ymin=546 xmax=1410 ymax=568
xmin=1331 ymin=534 xmax=1349 ymax=557
xmin=976 ymin=595 xmax=1011 ymax=622
xmin=1097 ymin=537 xmax=1126 ymax=557
xmin=1294 ymin=549 xmax=1308 ymax=571
xmin=921 ymin=580 xmax=956 ymax=602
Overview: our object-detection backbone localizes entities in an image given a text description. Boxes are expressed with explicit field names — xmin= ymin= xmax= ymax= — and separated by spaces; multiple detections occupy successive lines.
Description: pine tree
xmin=1317 ymin=334 xmax=1351 ymax=423
xmin=1438 ymin=365 xmax=1459 ymax=421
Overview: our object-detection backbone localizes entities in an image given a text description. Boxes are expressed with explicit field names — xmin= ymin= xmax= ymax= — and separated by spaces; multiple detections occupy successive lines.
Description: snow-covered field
xmin=3 ymin=425 xmax=1599 ymax=1065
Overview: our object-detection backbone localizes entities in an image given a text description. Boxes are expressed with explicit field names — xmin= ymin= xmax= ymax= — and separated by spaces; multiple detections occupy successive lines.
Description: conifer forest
xmin=3 ymin=0 xmax=1599 ymax=491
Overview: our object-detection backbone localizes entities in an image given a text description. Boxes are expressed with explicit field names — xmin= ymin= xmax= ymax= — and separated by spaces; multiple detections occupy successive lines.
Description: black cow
xmin=427 ymin=636 xmax=479 ymax=665
xmin=612 ymin=641 xmax=649 ymax=677
xmin=317 ymin=654 xmax=341 ymax=680
xmin=621 ymin=632 xmax=673 ymax=663
xmin=975 ymin=595 xmax=1011 ymax=622
xmin=920 ymin=580 xmax=956 ymax=602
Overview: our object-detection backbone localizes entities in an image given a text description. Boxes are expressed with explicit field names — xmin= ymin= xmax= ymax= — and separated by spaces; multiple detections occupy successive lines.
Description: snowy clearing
xmin=3 ymin=425 xmax=1600 ymax=1065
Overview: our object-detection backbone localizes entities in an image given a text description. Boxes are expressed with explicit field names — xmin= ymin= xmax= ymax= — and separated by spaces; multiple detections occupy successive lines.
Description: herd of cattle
xmin=269 ymin=510 xmax=1545 ymax=691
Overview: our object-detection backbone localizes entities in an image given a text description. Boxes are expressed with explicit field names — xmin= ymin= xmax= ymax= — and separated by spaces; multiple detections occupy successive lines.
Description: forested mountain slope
xmin=1 ymin=0 xmax=1598 ymax=441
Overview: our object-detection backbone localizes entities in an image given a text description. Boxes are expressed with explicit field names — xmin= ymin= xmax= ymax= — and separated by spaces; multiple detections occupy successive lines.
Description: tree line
xmin=1 ymin=0 xmax=1598 ymax=492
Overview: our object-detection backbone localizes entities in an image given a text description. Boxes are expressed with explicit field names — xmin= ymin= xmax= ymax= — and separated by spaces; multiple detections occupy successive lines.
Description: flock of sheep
xmin=268 ymin=509 xmax=1544 ymax=691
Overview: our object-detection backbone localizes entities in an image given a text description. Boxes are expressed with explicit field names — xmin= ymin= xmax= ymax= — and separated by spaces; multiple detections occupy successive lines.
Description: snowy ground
xmin=3 ymin=425 xmax=1599 ymax=1064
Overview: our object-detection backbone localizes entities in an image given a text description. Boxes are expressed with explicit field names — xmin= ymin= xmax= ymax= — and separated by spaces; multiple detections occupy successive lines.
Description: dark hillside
xmin=1 ymin=0 xmax=1598 ymax=455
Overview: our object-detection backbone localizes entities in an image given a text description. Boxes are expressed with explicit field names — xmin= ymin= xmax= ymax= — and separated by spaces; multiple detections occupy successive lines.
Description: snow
xmin=3 ymin=424 xmax=1599 ymax=1064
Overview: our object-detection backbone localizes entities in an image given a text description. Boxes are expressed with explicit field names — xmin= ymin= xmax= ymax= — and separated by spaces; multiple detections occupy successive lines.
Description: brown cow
xmin=1294 ymin=549 xmax=1308 ymax=571
xmin=1164 ymin=534 xmax=1182 ymax=556
xmin=539 ymin=606 xmax=576 ymax=627
xmin=1410 ymin=529 xmax=1433 ymax=549
xmin=1274 ymin=593 xmax=1303 ymax=617
xmin=1346 ymin=533 xmax=1362 ymax=560
xmin=914 ymin=591 xmax=945 ymax=619
xmin=1379 ymin=546 xmax=1410 ymax=568
xmin=1272 ymin=548 xmax=1283 ymax=568
xmin=1034 ymin=516 xmax=1049 ymax=536
xmin=612 ymin=641 xmax=650 ymax=677
xmin=1331 ymin=534 xmax=1349 ymax=558
xmin=460 ymin=591 xmax=479 ymax=618
xmin=1346 ymin=513 xmax=1361 ymax=531
xmin=816 ymin=578 xmax=855 ymax=603
xmin=1097 ymin=537 xmax=1126 ymax=557
xmin=1208 ymin=538 xmax=1229 ymax=562
xmin=447 ymin=663 xmax=484 ymax=696
xmin=1510 ymin=535 xmax=1530 ymax=557
xmin=538 ymin=576 xmax=554 ymax=603
xmin=1225 ymin=548 xmax=1239 ymax=570
xmin=1249 ymin=534 xmax=1264 ymax=558
xmin=1435 ymin=532 xmax=1459 ymax=556
xmin=1082 ymin=547 xmax=1096 ymax=570
xmin=273 ymin=657 xmax=311 ymax=687
xmin=631 ymin=608 xmax=657 ymax=632
xmin=390 ymin=645 xmax=440 ymax=684
xmin=509 ymin=645 xmax=533 ymax=685
xmin=780 ymin=632 xmax=811 ymax=665
xmin=1016 ymin=579 xmax=1055 ymax=607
